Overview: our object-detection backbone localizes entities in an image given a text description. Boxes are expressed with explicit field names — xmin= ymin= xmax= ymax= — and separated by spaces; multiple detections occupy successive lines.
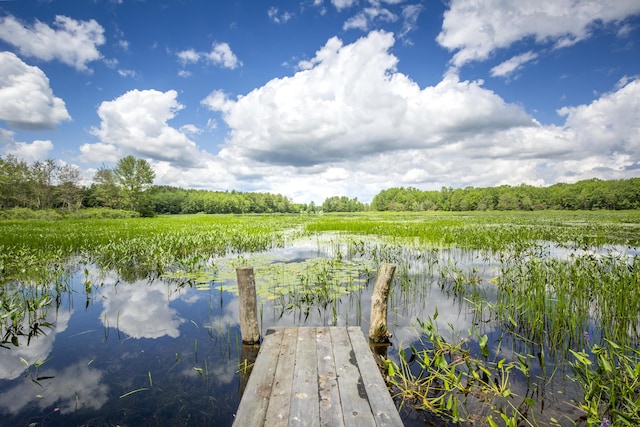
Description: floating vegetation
xmin=163 ymin=238 xmax=376 ymax=323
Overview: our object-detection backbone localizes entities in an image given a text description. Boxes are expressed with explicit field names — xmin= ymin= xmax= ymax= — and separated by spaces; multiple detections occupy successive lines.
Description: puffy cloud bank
xmin=196 ymin=31 xmax=639 ymax=202
xmin=437 ymin=0 xmax=640 ymax=68
xmin=205 ymin=31 xmax=535 ymax=167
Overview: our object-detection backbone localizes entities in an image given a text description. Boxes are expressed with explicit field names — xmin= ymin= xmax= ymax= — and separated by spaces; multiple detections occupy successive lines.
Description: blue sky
xmin=1 ymin=0 xmax=639 ymax=203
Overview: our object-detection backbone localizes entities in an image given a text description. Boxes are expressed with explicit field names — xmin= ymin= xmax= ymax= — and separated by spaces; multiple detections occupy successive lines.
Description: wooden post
xmin=238 ymin=343 xmax=260 ymax=398
xmin=369 ymin=263 xmax=396 ymax=343
xmin=236 ymin=267 xmax=261 ymax=345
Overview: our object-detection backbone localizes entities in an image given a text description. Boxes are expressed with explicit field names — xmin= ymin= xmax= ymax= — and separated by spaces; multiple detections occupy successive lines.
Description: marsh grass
xmin=0 ymin=214 xmax=307 ymax=283
xmin=385 ymin=315 xmax=540 ymax=426
xmin=495 ymin=248 xmax=640 ymax=353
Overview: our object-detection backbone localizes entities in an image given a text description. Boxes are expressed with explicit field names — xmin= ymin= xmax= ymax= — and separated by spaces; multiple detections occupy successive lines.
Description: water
xmin=0 ymin=234 xmax=606 ymax=426
xmin=0 ymin=272 xmax=241 ymax=426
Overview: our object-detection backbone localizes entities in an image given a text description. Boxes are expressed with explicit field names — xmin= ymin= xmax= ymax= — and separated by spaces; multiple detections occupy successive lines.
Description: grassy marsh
xmin=1 ymin=210 xmax=639 ymax=426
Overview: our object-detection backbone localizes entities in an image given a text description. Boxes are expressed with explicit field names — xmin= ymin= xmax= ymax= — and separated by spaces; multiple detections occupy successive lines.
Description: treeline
xmin=3 ymin=154 xmax=639 ymax=216
xmin=0 ymin=155 xmax=300 ymax=216
xmin=146 ymin=191 xmax=365 ymax=214
xmin=0 ymin=155 xmax=83 ymax=211
xmin=147 ymin=186 xmax=297 ymax=214
xmin=371 ymin=178 xmax=640 ymax=211
xmin=321 ymin=196 xmax=366 ymax=212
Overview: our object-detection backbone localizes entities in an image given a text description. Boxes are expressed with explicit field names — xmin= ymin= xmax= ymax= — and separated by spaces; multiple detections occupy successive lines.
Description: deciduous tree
xmin=112 ymin=156 xmax=155 ymax=213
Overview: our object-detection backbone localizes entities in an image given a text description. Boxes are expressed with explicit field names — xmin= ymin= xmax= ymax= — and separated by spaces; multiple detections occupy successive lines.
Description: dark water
xmin=0 ymin=271 xmax=243 ymax=426
xmin=0 ymin=236 xmax=588 ymax=426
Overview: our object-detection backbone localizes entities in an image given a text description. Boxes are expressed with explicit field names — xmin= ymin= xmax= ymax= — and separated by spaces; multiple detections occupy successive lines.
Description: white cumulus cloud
xmin=176 ymin=42 xmax=242 ymax=70
xmin=0 ymin=14 xmax=105 ymax=71
xmin=204 ymin=31 xmax=534 ymax=167
xmin=344 ymin=6 xmax=398 ymax=31
xmin=83 ymin=89 xmax=211 ymax=167
xmin=332 ymin=0 xmax=357 ymax=11
xmin=437 ymin=0 xmax=640 ymax=68
xmin=206 ymin=42 xmax=242 ymax=69
xmin=4 ymin=140 xmax=55 ymax=163
xmin=490 ymin=51 xmax=538 ymax=78
xmin=177 ymin=48 xmax=200 ymax=65
xmin=0 ymin=52 xmax=71 ymax=130
xmin=558 ymin=77 xmax=640 ymax=158
xmin=268 ymin=7 xmax=294 ymax=24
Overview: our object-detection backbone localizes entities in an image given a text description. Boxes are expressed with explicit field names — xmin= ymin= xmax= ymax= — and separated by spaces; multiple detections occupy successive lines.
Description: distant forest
xmin=371 ymin=178 xmax=640 ymax=211
xmin=1 ymin=154 xmax=638 ymax=216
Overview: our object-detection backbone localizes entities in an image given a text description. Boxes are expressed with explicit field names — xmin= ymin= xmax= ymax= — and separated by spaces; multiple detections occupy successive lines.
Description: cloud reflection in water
xmin=98 ymin=279 xmax=185 ymax=339
xmin=0 ymin=362 xmax=108 ymax=414
xmin=0 ymin=309 xmax=71 ymax=380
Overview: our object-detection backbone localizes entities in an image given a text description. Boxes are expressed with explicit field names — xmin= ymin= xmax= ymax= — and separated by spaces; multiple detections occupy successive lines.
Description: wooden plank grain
xmin=233 ymin=326 xmax=402 ymax=427
xmin=264 ymin=327 xmax=298 ymax=426
xmin=331 ymin=327 xmax=376 ymax=427
xmin=347 ymin=327 xmax=403 ymax=426
xmin=316 ymin=327 xmax=345 ymax=427
xmin=289 ymin=327 xmax=320 ymax=426
xmin=233 ymin=328 xmax=284 ymax=426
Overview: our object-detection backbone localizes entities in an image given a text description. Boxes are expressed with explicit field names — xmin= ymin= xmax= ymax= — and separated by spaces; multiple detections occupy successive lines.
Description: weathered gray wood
xmin=369 ymin=263 xmax=396 ymax=343
xmin=316 ymin=327 xmax=345 ymax=427
xmin=331 ymin=327 xmax=377 ymax=426
xmin=289 ymin=327 xmax=320 ymax=426
xmin=236 ymin=267 xmax=261 ymax=344
xmin=264 ymin=327 xmax=298 ymax=426
xmin=234 ymin=327 xmax=402 ymax=427
xmin=233 ymin=328 xmax=283 ymax=426
xmin=348 ymin=327 xmax=404 ymax=426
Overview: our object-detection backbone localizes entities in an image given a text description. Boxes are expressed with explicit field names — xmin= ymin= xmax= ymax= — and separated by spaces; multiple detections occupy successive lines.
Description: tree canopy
xmin=371 ymin=179 xmax=640 ymax=212
xmin=113 ymin=156 xmax=156 ymax=214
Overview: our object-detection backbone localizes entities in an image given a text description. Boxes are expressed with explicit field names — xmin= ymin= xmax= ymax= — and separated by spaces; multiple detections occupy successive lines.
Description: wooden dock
xmin=233 ymin=326 xmax=403 ymax=426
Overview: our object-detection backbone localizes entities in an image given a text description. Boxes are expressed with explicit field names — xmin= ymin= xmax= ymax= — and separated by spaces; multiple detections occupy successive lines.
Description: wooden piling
xmin=236 ymin=266 xmax=261 ymax=345
xmin=238 ymin=343 xmax=260 ymax=398
xmin=369 ymin=263 xmax=396 ymax=343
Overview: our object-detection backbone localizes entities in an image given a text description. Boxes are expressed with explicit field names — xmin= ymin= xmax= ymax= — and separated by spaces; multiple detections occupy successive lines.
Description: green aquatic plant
xmin=384 ymin=315 xmax=539 ymax=426
xmin=0 ymin=214 xmax=310 ymax=284
xmin=0 ymin=279 xmax=63 ymax=349
xmin=569 ymin=339 xmax=640 ymax=426
xmin=495 ymin=248 xmax=639 ymax=353
xmin=164 ymin=249 xmax=374 ymax=304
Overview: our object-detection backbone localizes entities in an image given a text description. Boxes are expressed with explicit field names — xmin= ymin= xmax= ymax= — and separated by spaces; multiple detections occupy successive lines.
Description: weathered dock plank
xmin=347 ymin=327 xmax=401 ymax=426
xmin=331 ymin=326 xmax=377 ymax=426
xmin=233 ymin=326 xmax=403 ymax=427
xmin=316 ymin=327 xmax=345 ymax=427
xmin=233 ymin=328 xmax=284 ymax=425
xmin=264 ymin=327 xmax=297 ymax=426
xmin=289 ymin=327 xmax=320 ymax=425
